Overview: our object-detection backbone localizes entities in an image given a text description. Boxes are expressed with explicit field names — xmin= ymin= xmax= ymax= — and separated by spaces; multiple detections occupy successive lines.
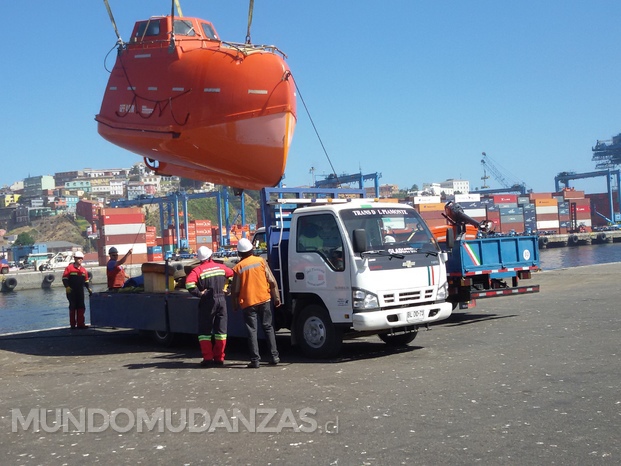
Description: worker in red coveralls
xmin=61 ymin=250 xmax=92 ymax=329
xmin=185 ymin=246 xmax=233 ymax=367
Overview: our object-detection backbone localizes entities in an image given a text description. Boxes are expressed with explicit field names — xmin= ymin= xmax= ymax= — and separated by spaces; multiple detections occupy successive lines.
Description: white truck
xmin=253 ymin=187 xmax=454 ymax=357
xmin=91 ymin=187 xmax=455 ymax=358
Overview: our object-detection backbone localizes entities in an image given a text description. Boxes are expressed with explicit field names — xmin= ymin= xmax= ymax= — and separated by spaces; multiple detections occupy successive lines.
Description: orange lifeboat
xmin=96 ymin=15 xmax=297 ymax=190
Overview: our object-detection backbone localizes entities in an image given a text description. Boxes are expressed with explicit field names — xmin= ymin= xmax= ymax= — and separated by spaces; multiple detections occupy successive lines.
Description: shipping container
xmin=100 ymin=207 xmax=143 ymax=217
xmin=535 ymin=213 xmax=559 ymax=222
xmin=412 ymin=196 xmax=442 ymax=204
xmin=463 ymin=208 xmax=486 ymax=218
xmin=499 ymin=207 xmax=521 ymax=216
xmin=102 ymin=223 xmax=146 ymax=236
xmin=560 ymin=190 xmax=585 ymax=200
xmin=529 ymin=192 xmax=553 ymax=201
xmin=417 ymin=203 xmax=445 ymax=212
xmin=500 ymin=215 xmax=525 ymax=223
xmin=498 ymin=221 xmax=524 ymax=233
xmin=454 ymin=193 xmax=481 ymax=203
xmin=534 ymin=205 xmax=559 ymax=215
xmin=101 ymin=213 xmax=145 ymax=225
xmin=492 ymin=194 xmax=518 ymax=204
xmin=102 ymin=233 xmax=147 ymax=245
xmin=535 ymin=198 xmax=558 ymax=207
xmin=536 ymin=220 xmax=560 ymax=229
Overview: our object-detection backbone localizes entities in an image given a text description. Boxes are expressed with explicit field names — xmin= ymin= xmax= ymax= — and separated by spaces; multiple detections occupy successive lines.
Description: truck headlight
xmin=352 ymin=288 xmax=379 ymax=311
xmin=437 ymin=281 xmax=448 ymax=300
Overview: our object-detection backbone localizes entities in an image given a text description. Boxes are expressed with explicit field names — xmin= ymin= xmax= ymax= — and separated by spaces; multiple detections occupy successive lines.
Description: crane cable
xmin=245 ymin=0 xmax=254 ymax=44
xmin=102 ymin=0 xmax=124 ymax=46
xmin=292 ymin=77 xmax=340 ymax=185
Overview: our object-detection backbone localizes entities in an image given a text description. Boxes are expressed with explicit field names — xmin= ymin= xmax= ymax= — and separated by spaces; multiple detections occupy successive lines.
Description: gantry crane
xmin=314 ymin=172 xmax=382 ymax=198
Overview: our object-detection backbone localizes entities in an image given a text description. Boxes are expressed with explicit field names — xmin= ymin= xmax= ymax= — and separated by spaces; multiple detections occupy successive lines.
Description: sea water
xmin=2 ymin=243 xmax=621 ymax=334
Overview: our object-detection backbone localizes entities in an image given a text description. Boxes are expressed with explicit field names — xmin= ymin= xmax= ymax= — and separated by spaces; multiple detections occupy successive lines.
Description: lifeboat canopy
xmin=96 ymin=15 xmax=297 ymax=190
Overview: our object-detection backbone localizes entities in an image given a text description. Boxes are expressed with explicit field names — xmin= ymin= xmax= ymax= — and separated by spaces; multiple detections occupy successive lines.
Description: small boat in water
xmin=96 ymin=12 xmax=297 ymax=190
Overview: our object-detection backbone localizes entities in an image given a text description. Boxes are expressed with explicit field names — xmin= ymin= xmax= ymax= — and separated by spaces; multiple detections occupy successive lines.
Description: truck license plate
xmin=406 ymin=310 xmax=425 ymax=322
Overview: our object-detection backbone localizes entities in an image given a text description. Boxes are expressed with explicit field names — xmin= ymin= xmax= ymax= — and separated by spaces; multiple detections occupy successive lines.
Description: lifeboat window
xmin=134 ymin=20 xmax=161 ymax=40
xmin=201 ymin=23 xmax=218 ymax=40
xmin=173 ymin=19 xmax=196 ymax=36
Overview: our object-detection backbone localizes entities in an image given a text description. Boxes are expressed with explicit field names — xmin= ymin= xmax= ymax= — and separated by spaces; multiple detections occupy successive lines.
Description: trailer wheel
xmin=151 ymin=330 xmax=176 ymax=346
xmin=295 ymin=305 xmax=342 ymax=358
xmin=378 ymin=330 xmax=418 ymax=347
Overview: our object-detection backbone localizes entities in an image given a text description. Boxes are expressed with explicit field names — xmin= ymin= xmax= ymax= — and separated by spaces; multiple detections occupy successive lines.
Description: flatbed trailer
xmin=90 ymin=290 xmax=249 ymax=344
xmin=445 ymin=235 xmax=540 ymax=307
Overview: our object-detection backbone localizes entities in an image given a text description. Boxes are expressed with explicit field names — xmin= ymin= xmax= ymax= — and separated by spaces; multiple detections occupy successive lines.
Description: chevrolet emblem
xmin=402 ymin=260 xmax=415 ymax=268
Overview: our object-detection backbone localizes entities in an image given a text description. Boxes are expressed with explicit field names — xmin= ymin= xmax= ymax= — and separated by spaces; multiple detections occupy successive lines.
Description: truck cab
xmin=258 ymin=190 xmax=453 ymax=357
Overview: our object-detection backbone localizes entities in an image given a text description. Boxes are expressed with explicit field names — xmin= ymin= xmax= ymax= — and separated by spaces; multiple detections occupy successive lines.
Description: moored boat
xmin=96 ymin=13 xmax=297 ymax=190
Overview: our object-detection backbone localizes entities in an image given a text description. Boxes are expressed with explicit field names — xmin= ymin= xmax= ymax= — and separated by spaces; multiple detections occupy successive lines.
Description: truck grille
xmin=383 ymin=288 xmax=435 ymax=304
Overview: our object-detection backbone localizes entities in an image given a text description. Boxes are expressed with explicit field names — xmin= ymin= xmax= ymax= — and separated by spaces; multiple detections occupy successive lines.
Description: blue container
xmin=500 ymin=207 xmax=522 ymax=216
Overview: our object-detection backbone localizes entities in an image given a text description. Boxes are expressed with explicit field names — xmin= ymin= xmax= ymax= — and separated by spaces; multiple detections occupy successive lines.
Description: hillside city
xmin=0 ymin=162 xmax=471 ymax=237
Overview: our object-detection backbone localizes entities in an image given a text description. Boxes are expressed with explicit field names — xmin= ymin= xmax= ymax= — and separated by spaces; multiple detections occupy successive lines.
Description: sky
xmin=2 ymin=0 xmax=620 ymax=195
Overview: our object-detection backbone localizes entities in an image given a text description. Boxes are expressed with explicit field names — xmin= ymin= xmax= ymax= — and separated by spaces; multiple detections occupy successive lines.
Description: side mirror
xmin=352 ymin=229 xmax=367 ymax=253
xmin=445 ymin=227 xmax=455 ymax=250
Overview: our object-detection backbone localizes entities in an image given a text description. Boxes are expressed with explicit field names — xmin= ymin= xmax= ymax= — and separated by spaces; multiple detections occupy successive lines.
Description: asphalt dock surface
xmin=1 ymin=263 xmax=620 ymax=465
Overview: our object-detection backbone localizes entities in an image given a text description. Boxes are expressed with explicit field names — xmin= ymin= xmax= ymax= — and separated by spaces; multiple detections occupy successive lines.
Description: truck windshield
xmin=340 ymin=206 xmax=439 ymax=254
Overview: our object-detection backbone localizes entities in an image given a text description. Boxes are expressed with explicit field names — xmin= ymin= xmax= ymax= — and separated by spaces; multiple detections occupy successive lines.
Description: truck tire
xmin=378 ymin=330 xmax=418 ymax=347
xmin=151 ymin=330 xmax=176 ymax=346
xmin=295 ymin=305 xmax=342 ymax=358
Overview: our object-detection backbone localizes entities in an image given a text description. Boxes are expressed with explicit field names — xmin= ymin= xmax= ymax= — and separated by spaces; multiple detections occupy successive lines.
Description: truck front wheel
xmin=295 ymin=305 xmax=342 ymax=358
xmin=378 ymin=330 xmax=418 ymax=347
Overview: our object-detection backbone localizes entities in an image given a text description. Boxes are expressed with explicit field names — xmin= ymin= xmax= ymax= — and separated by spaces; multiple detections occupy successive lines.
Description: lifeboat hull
xmin=96 ymin=16 xmax=296 ymax=190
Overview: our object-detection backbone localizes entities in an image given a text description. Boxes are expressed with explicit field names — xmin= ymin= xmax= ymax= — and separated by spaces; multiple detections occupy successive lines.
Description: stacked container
xmin=534 ymin=198 xmax=559 ymax=233
xmin=98 ymin=207 xmax=148 ymax=265
xmin=146 ymin=226 xmax=162 ymax=261
xmin=195 ymin=220 xmax=213 ymax=251
xmin=414 ymin=202 xmax=447 ymax=231
xmin=586 ymin=193 xmax=620 ymax=227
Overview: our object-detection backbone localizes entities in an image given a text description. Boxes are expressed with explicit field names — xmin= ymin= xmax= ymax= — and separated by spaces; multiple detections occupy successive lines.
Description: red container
xmin=535 ymin=213 xmax=559 ymax=222
xmin=486 ymin=211 xmax=500 ymax=222
xmin=100 ymin=207 xmax=142 ymax=216
xmin=101 ymin=213 xmax=146 ymax=225
xmin=492 ymin=194 xmax=518 ymax=204
xmin=103 ymin=233 xmax=147 ymax=245
xmin=529 ymin=192 xmax=553 ymax=201
xmin=498 ymin=221 xmax=524 ymax=233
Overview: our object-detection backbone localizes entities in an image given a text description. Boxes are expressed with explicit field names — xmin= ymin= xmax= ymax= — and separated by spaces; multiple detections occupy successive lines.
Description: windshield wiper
xmin=361 ymin=250 xmax=405 ymax=260
xmin=416 ymin=248 xmax=438 ymax=257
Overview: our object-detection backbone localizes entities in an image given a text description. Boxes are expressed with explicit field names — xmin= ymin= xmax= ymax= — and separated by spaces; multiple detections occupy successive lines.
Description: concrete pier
xmin=1 ymin=263 xmax=620 ymax=464
xmin=0 ymin=264 xmax=143 ymax=291
xmin=538 ymin=229 xmax=621 ymax=248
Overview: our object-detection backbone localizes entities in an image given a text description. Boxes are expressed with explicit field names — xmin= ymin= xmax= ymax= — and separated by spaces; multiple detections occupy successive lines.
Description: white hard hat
xmin=197 ymin=246 xmax=213 ymax=261
xmin=74 ymin=251 xmax=85 ymax=258
xmin=384 ymin=235 xmax=396 ymax=243
xmin=237 ymin=238 xmax=253 ymax=253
